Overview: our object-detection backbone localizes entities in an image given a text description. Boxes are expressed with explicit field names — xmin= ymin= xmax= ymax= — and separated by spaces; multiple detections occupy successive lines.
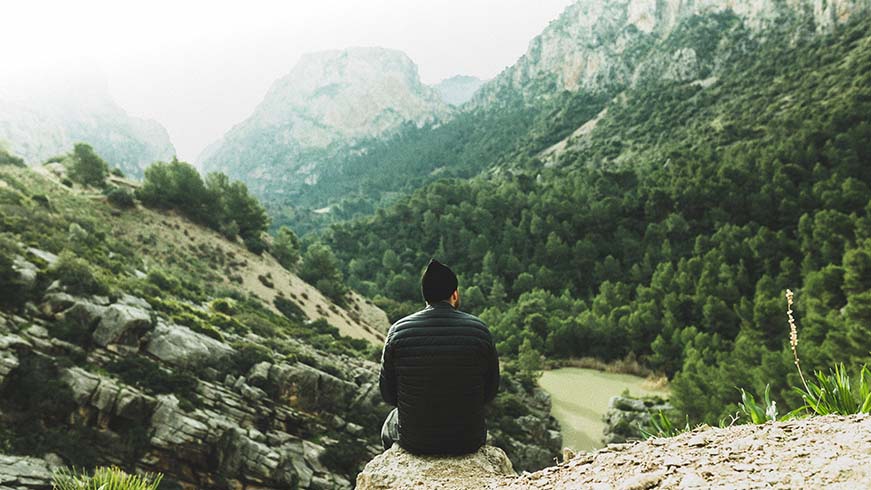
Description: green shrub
xmin=68 ymin=143 xmax=109 ymax=187
xmin=209 ymin=298 xmax=237 ymax=315
xmin=274 ymin=296 xmax=305 ymax=321
xmin=106 ymin=187 xmax=135 ymax=208
xmin=0 ymin=148 xmax=24 ymax=167
xmin=146 ymin=268 xmax=181 ymax=294
xmin=231 ymin=341 xmax=273 ymax=374
xmin=105 ymin=357 xmax=198 ymax=396
xmin=50 ymin=252 xmax=110 ymax=296
xmin=52 ymin=466 xmax=163 ymax=490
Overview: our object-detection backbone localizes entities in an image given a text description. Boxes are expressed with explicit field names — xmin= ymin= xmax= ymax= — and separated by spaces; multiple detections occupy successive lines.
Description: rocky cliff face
xmin=0 ymin=72 xmax=175 ymax=177
xmin=472 ymin=0 xmax=871 ymax=108
xmin=199 ymin=47 xmax=451 ymax=195
xmin=0 ymin=290 xmax=383 ymax=489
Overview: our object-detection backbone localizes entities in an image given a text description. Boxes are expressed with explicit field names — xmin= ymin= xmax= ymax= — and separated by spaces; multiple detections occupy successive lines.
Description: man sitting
xmin=379 ymin=259 xmax=500 ymax=454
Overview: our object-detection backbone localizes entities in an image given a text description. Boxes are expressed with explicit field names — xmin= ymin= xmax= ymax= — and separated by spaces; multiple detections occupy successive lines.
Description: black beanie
xmin=421 ymin=259 xmax=458 ymax=303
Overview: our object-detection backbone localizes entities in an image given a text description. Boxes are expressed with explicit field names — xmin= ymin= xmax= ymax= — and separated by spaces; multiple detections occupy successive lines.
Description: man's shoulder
xmin=391 ymin=306 xmax=488 ymax=331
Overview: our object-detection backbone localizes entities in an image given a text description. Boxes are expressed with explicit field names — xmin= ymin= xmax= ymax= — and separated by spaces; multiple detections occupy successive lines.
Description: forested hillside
xmin=319 ymin=14 xmax=871 ymax=426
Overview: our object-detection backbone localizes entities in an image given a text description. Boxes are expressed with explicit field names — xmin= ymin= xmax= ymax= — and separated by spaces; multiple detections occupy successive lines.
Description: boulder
xmin=268 ymin=362 xmax=357 ymax=412
xmin=0 ymin=454 xmax=53 ymax=489
xmin=26 ymin=247 xmax=58 ymax=267
xmin=93 ymin=303 xmax=153 ymax=346
xmin=355 ymin=445 xmax=515 ymax=490
xmin=145 ymin=322 xmax=233 ymax=367
xmin=12 ymin=256 xmax=38 ymax=290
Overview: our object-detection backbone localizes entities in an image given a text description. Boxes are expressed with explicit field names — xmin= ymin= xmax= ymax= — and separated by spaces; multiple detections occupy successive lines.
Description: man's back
xmin=379 ymin=302 xmax=500 ymax=455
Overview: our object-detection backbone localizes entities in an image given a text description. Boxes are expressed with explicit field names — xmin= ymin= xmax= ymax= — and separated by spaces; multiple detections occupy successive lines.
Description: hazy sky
xmin=1 ymin=0 xmax=575 ymax=162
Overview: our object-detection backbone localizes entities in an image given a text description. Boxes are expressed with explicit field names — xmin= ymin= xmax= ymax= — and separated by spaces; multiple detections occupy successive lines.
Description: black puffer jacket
xmin=379 ymin=302 xmax=500 ymax=455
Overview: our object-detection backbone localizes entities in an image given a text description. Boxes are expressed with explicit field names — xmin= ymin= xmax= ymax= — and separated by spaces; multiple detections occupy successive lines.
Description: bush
xmin=68 ymin=143 xmax=109 ymax=187
xmin=52 ymin=466 xmax=163 ymax=490
xmin=274 ymin=296 xmax=305 ymax=321
xmin=50 ymin=252 xmax=110 ymax=296
xmin=106 ymin=187 xmax=135 ymax=208
xmin=106 ymin=357 xmax=198 ymax=396
xmin=231 ymin=341 xmax=273 ymax=374
xmin=0 ymin=148 xmax=24 ymax=167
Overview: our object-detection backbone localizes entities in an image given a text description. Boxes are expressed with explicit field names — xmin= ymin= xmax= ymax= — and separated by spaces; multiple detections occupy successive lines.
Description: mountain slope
xmin=199 ymin=47 xmax=451 ymax=198
xmin=321 ymin=5 xmax=871 ymax=427
xmin=270 ymin=0 xmax=870 ymax=235
xmin=0 ymin=71 xmax=175 ymax=177
xmin=0 ymin=159 xmax=562 ymax=487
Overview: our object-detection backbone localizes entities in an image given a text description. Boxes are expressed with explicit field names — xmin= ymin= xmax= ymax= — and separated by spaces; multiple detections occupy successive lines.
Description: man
xmin=379 ymin=259 xmax=500 ymax=455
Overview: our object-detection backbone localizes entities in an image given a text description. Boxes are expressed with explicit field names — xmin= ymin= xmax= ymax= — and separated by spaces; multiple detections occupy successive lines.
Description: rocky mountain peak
xmin=199 ymin=47 xmax=450 ymax=189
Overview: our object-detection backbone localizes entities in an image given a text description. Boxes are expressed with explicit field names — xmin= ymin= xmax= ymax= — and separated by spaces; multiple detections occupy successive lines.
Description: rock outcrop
xmin=355 ymin=445 xmax=515 ymax=490
xmin=0 ymin=292 xmax=384 ymax=489
xmin=473 ymin=0 xmax=871 ymax=109
xmin=357 ymin=414 xmax=871 ymax=489
xmin=602 ymin=394 xmax=675 ymax=444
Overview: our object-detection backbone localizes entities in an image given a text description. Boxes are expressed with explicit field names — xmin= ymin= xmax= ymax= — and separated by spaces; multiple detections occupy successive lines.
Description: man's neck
xmin=427 ymin=300 xmax=455 ymax=309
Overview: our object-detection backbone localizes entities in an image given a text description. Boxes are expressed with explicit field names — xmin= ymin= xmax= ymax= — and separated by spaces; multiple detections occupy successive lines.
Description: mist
xmin=0 ymin=0 xmax=575 ymax=162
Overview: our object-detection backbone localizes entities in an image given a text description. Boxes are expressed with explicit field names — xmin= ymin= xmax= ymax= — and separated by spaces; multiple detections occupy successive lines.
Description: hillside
xmin=355 ymin=414 xmax=871 ymax=489
xmin=0 ymin=158 xmax=563 ymax=487
xmin=0 ymin=70 xmax=175 ymax=177
xmin=199 ymin=47 xmax=451 ymax=199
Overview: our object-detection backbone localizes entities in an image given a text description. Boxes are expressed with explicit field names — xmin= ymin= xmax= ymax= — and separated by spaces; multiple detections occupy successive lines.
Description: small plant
xmin=737 ymin=384 xmax=779 ymax=424
xmin=794 ymin=363 xmax=871 ymax=416
xmin=52 ymin=466 xmax=162 ymax=490
xmin=639 ymin=410 xmax=690 ymax=439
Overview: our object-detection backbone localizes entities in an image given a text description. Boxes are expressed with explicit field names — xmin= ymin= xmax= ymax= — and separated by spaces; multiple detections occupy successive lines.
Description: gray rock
xmin=26 ymin=247 xmax=58 ymax=266
xmin=269 ymin=362 xmax=357 ymax=412
xmin=12 ymin=256 xmax=38 ymax=290
xmin=60 ymin=300 xmax=107 ymax=327
xmin=119 ymin=294 xmax=152 ymax=310
xmin=41 ymin=292 xmax=78 ymax=314
xmin=93 ymin=303 xmax=153 ymax=346
xmin=145 ymin=322 xmax=233 ymax=367
xmin=355 ymin=445 xmax=514 ymax=490
xmin=0 ymin=454 xmax=53 ymax=488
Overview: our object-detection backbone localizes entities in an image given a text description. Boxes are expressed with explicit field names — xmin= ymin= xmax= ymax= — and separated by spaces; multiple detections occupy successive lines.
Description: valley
xmin=538 ymin=368 xmax=667 ymax=451
xmin=2 ymin=0 xmax=871 ymax=488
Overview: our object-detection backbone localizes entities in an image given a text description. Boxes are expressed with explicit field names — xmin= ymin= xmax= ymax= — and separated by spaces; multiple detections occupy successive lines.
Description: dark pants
xmin=381 ymin=408 xmax=400 ymax=450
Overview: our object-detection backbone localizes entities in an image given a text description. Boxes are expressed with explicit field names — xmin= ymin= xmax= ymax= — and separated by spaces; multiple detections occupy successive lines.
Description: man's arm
xmin=484 ymin=332 xmax=500 ymax=403
xmin=379 ymin=325 xmax=398 ymax=406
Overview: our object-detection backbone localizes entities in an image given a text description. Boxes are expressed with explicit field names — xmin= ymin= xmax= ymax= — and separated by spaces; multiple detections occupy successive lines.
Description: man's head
xmin=421 ymin=259 xmax=460 ymax=308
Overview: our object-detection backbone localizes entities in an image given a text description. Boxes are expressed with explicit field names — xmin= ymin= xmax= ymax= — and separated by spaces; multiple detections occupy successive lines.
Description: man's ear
xmin=451 ymin=289 xmax=459 ymax=303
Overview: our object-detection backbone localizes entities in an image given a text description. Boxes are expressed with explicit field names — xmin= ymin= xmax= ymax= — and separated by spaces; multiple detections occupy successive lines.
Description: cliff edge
xmin=358 ymin=414 xmax=871 ymax=489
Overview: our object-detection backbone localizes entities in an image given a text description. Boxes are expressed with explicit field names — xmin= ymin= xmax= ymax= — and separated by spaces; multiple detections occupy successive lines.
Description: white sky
xmin=1 ymin=0 xmax=575 ymax=162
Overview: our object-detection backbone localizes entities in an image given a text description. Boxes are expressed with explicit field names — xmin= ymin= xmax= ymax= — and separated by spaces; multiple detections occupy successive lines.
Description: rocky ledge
xmin=355 ymin=445 xmax=515 ymax=490
xmin=357 ymin=414 xmax=871 ymax=489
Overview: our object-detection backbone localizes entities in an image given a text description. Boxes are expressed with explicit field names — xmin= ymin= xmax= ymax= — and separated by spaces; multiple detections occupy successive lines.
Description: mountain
xmin=199 ymin=47 xmax=451 ymax=198
xmin=433 ymin=75 xmax=485 ymax=106
xmin=320 ymin=0 xmax=871 ymax=430
xmin=266 ymin=0 xmax=870 ymax=236
xmin=0 ymin=69 xmax=175 ymax=177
